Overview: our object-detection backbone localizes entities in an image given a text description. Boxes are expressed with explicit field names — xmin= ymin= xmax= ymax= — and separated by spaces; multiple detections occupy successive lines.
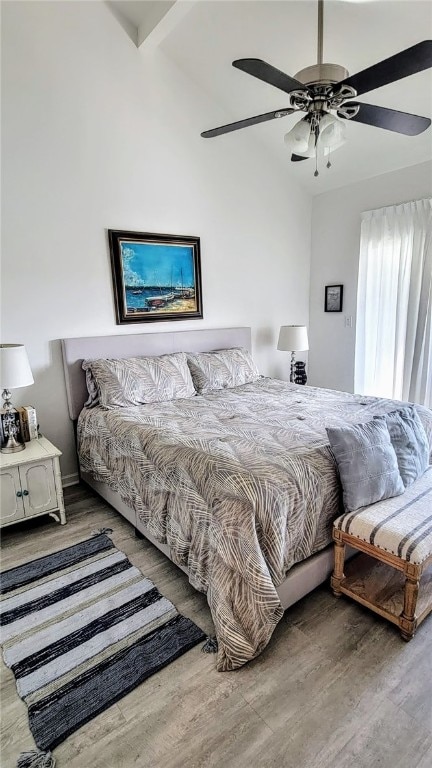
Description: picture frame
xmin=108 ymin=230 xmax=203 ymax=325
xmin=325 ymin=284 xmax=343 ymax=313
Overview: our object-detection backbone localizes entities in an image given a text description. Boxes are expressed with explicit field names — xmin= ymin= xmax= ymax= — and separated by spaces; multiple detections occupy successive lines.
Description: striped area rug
xmin=0 ymin=530 xmax=205 ymax=759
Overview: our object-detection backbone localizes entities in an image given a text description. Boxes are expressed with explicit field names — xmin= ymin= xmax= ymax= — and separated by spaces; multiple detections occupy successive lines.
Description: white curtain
xmin=355 ymin=198 xmax=432 ymax=408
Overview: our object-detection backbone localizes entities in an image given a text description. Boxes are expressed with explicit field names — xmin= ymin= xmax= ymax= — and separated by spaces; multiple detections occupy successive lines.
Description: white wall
xmin=308 ymin=161 xmax=432 ymax=394
xmin=1 ymin=1 xmax=311 ymax=482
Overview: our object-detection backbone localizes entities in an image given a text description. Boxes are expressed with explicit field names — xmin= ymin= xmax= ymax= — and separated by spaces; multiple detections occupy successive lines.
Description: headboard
xmin=61 ymin=326 xmax=252 ymax=420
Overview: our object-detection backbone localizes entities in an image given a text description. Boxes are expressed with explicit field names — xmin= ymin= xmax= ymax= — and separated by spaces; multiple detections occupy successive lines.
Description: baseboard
xmin=62 ymin=472 xmax=79 ymax=487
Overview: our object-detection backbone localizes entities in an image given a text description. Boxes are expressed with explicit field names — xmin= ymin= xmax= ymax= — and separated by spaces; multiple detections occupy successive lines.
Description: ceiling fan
xmin=201 ymin=0 xmax=432 ymax=176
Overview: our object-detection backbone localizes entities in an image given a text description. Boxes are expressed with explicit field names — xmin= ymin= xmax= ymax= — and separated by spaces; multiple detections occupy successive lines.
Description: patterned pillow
xmin=186 ymin=348 xmax=260 ymax=394
xmin=82 ymin=352 xmax=195 ymax=408
xmin=83 ymin=367 xmax=100 ymax=408
xmin=381 ymin=406 xmax=430 ymax=487
xmin=326 ymin=416 xmax=405 ymax=513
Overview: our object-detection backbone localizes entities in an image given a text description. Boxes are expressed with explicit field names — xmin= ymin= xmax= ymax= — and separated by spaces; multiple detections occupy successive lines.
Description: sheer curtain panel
xmin=355 ymin=198 xmax=432 ymax=408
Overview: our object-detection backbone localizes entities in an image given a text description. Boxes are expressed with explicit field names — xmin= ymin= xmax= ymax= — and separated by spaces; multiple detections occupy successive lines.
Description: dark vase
xmin=294 ymin=361 xmax=307 ymax=385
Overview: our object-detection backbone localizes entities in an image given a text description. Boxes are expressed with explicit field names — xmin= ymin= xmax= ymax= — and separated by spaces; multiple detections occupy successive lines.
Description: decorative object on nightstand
xmin=0 ymin=344 xmax=34 ymax=453
xmin=277 ymin=325 xmax=309 ymax=383
xmin=0 ymin=436 xmax=66 ymax=528
xmin=294 ymin=360 xmax=308 ymax=385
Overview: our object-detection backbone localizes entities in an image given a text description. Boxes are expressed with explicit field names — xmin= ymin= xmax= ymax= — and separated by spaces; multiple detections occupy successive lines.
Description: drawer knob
xmin=16 ymin=491 xmax=22 ymax=498
xmin=22 ymin=489 xmax=29 ymax=496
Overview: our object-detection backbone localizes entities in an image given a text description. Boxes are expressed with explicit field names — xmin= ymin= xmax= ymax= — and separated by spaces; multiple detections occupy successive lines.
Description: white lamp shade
xmin=0 ymin=344 xmax=34 ymax=389
xmin=277 ymin=326 xmax=309 ymax=352
xmin=286 ymin=130 xmax=316 ymax=158
xmin=296 ymin=132 xmax=317 ymax=158
xmin=284 ymin=117 xmax=311 ymax=154
xmin=319 ymin=114 xmax=346 ymax=149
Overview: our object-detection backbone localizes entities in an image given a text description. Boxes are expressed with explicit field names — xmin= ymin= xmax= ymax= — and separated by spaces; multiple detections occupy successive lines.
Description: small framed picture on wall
xmin=325 ymin=284 xmax=343 ymax=312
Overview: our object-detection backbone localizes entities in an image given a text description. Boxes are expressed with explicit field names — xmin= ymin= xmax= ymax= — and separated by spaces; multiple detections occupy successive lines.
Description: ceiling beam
xmin=105 ymin=1 xmax=139 ymax=47
xmin=138 ymin=1 xmax=197 ymax=50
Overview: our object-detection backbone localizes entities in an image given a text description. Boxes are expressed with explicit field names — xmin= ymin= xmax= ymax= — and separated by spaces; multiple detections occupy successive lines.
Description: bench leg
xmin=331 ymin=537 xmax=346 ymax=597
xmin=400 ymin=572 xmax=420 ymax=641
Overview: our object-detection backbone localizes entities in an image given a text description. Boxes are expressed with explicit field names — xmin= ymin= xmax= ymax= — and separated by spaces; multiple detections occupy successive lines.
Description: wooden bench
xmin=331 ymin=466 xmax=432 ymax=640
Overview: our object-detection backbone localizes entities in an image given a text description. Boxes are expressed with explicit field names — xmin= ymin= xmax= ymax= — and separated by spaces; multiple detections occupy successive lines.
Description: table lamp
xmin=277 ymin=326 xmax=309 ymax=383
xmin=0 ymin=344 xmax=34 ymax=453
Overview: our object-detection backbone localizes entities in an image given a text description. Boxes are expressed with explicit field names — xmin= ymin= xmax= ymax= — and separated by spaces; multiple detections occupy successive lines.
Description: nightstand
xmin=0 ymin=436 xmax=66 ymax=528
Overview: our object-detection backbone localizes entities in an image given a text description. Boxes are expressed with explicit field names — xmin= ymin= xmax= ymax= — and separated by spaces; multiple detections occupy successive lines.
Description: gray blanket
xmin=78 ymin=379 xmax=432 ymax=670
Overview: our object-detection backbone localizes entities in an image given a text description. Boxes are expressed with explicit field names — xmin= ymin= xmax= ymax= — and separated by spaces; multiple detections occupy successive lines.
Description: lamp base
xmin=290 ymin=351 xmax=296 ymax=383
xmin=1 ymin=388 xmax=13 ymax=410
xmin=0 ymin=404 xmax=25 ymax=453
xmin=294 ymin=361 xmax=307 ymax=385
xmin=1 ymin=434 xmax=25 ymax=454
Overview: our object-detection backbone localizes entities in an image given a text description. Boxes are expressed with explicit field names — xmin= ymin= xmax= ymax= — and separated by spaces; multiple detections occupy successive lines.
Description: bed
xmin=61 ymin=327 xmax=432 ymax=671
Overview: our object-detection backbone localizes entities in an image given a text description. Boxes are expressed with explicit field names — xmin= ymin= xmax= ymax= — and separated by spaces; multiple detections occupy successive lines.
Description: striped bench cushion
xmin=334 ymin=466 xmax=432 ymax=564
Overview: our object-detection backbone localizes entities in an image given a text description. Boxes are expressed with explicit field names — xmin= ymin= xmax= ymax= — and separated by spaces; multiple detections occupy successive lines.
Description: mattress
xmin=77 ymin=378 xmax=432 ymax=670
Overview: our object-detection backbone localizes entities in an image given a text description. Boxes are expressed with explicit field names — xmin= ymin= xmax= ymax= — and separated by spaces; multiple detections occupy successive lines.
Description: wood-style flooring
xmin=1 ymin=484 xmax=431 ymax=768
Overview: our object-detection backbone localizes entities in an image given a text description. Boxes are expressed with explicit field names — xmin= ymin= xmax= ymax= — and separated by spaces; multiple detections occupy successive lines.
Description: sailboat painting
xmin=108 ymin=230 xmax=203 ymax=324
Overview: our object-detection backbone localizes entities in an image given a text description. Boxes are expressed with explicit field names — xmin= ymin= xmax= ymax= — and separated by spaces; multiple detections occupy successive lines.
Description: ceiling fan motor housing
xmin=289 ymin=63 xmax=358 ymax=118
xmin=294 ymin=63 xmax=349 ymax=86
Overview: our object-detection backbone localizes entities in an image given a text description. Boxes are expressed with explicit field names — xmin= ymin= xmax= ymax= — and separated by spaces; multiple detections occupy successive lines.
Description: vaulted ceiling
xmin=110 ymin=0 xmax=432 ymax=194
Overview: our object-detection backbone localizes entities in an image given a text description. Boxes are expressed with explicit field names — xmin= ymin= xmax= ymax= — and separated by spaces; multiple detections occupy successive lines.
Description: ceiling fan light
xmin=283 ymin=132 xmax=297 ymax=153
xmin=293 ymin=132 xmax=317 ymax=158
xmin=320 ymin=114 xmax=346 ymax=148
xmin=284 ymin=117 xmax=311 ymax=153
xmin=319 ymin=113 xmax=336 ymax=131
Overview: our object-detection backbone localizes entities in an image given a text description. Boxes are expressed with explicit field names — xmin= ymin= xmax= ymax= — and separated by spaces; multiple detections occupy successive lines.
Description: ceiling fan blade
xmin=337 ymin=40 xmax=432 ymax=97
xmin=201 ymin=108 xmax=295 ymax=138
xmin=340 ymin=102 xmax=431 ymax=135
xmin=291 ymin=154 xmax=310 ymax=162
xmin=233 ymin=58 xmax=309 ymax=95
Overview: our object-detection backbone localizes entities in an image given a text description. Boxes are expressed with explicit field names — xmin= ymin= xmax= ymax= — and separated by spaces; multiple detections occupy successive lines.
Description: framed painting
xmin=108 ymin=230 xmax=203 ymax=324
xmin=325 ymin=284 xmax=343 ymax=312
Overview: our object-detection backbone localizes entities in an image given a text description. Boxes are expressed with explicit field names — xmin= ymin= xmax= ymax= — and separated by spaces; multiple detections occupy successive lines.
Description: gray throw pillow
xmin=382 ymin=406 xmax=429 ymax=488
xmin=326 ymin=416 xmax=404 ymax=513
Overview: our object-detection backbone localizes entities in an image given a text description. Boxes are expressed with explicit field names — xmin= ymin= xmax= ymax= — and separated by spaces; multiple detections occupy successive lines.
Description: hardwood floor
xmin=1 ymin=483 xmax=431 ymax=768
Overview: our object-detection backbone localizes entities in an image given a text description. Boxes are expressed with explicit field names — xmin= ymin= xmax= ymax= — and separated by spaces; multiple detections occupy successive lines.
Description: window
xmin=355 ymin=199 xmax=432 ymax=408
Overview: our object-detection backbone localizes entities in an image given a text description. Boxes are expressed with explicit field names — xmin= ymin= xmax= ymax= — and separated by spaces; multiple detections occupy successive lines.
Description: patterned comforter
xmin=77 ymin=379 xmax=432 ymax=671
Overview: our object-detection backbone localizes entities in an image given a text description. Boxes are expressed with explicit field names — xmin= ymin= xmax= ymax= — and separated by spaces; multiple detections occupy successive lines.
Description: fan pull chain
xmin=327 ymin=149 xmax=332 ymax=169
xmin=314 ymin=123 xmax=319 ymax=177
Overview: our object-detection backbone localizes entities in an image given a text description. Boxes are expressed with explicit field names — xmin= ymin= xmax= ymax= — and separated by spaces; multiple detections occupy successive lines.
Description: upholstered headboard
xmin=61 ymin=327 xmax=252 ymax=420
